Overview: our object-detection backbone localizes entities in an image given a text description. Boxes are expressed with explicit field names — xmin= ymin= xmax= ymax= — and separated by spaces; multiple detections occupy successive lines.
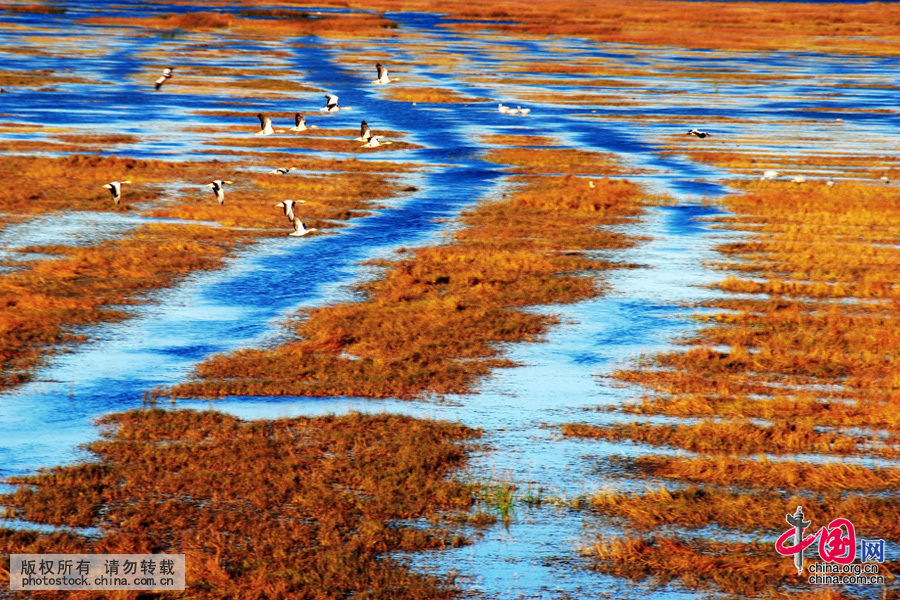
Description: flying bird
xmin=154 ymin=68 xmax=173 ymax=90
xmin=686 ymin=129 xmax=711 ymax=138
xmin=320 ymin=94 xmax=348 ymax=112
xmin=362 ymin=136 xmax=392 ymax=148
xmin=276 ymin=200 xmax=317 ymax=237
xmin=103 ymin=180 xmax=131 ymax=205
xmin=206 ymin=180 xmax=233 ymax=204
xmin=256 ymin=113 xmax=277 ymax=135
xmin=356 ymin=120 xmax=372 ymax=142
xmin=372 ymin=63 xmax=398 ymax=85
xmin=290 ymin=113 xmax=317 ymax=132
xmin=269 ymin=167 xmax=295 ymax=175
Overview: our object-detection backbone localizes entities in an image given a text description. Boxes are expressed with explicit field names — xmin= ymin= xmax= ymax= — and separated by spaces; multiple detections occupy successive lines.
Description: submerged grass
xmin=1 ymin=409 xmax=479 ymax=598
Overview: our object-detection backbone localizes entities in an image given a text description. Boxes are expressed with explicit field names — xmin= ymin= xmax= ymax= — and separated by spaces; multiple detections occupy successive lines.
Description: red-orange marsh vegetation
xmin=561 ymin=419 xmax=875 ymax=456
xmin=81 ymin=10 xmax=399 ymax=38
xmin=147 ymin=169 xmax=403 ymax=229
xmin=484 ymin=147 xmax=631 ymax=176
xmin=1 ymin=409 xmax=478 ymax=599
xmin=166 ymin=174 xmax=644 ymax=400
xmin=382 ymin=86 xmax=490 ymax=104
xmin=299 ymin=0 xmax=900 ymax=55
xmin=480 ymin=134 xmax=558 ymax=147
xmin=0 ymin=154 xmax=233 ymax=216
xmin=590 ymin=486 xmax=900 ymax=541
xmin=0 ymin=68 xmax=99 ymax=87
xmin=584 ymin=536 xmax=859 ymax=598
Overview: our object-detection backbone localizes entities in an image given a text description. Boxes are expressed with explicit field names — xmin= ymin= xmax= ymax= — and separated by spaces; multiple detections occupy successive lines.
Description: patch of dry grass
xmin=1 ymin=409 xmax=479 ymax=598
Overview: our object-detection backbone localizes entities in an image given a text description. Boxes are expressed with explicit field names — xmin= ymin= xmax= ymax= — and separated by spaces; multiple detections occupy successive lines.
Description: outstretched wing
xmin=376 ymin=63 xmax=386 ymax=80
xmin=295 ymin=113 xmax=303 ymax=127
xmin=258 ymin=113 xmax=268 ymax=128
xmin=360 ymin=120 xmax=371 ymax=139
xmin=325 ymin=94 xmax=338 ymax=108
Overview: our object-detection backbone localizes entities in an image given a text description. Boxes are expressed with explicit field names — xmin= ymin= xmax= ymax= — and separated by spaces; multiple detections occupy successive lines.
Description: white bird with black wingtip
xmin=276 ymin=200 xmax=317 ymax=237
xmin=355 ymin=120 xmax=373 ymax=142
xmin=290 ymin=113 xmax=317 ymax=132
xmin=206 ymin=180 xmax=233 ymax=205
xmin=362 ymin=135 xmax=392 ymax=148
xmin=372 ymin=63 xmax=398 ymax=85
xmin=103 ymin=180 xmax=131 ymax=205
xmin=320 ymin=94 xmax=349 ymax=112
xmin=257 ymin=112 xmax=282 ymax=135
xmin=269 ymin=167 xmax=295 ymax=175
xmin=155 ymin=68 xmax=173 ymax=90
xmin=686 ymin=128 xmax=711 ymax=139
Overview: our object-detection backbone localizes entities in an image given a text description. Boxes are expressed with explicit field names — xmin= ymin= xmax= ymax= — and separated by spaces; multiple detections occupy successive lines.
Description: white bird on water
xmin=356 ymin=120 xmax=373 ymax=142
xmin=154 ymin=68 xmax=173 ymax=90
xmin=362 ymin=136 xmax=392 ymax=148
xmin=256 ymin=113 xmax=283 ymax=135
xmin=761 ymin=170 xmax=780 ymax=180
xmin=290 ymin=113 xmax=317 ymax=132
xmin=321 ymin=94 xmax=349 ymax=112
xmin=791 ymin=175 xmax=807 ymax=184
xmin=206 ymin=179 xmax=233 ymax=204
xmin=498 ymin=103 xmax=511 ymax=114
xmin=103 ymin=180 xmax=131 ymax=205
xmin=276 ymin=200 xmax=317 ymax=237
xmin=269 ymin=167 xmax=295 ymax=175
xmin=372 ymin=63 xmax=398 ymax=85
xmin=686 ymin=128 xmax=711 ymax=138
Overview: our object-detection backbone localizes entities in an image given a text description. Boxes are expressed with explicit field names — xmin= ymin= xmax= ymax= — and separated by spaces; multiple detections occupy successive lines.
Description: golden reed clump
xmin=1 ymin=409 xmax=479 ymax=598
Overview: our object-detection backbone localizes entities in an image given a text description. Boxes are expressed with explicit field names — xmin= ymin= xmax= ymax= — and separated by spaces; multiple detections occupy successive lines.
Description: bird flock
xmin=100 ymin=62 xmax=882 ymax=234
xmin=105 ymin=63 xmax=409 ymax=236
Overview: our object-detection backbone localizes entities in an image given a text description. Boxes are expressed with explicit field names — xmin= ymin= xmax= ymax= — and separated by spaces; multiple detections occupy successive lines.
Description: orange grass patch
xmin=1 ymin=409 xmax=478 ymax=598
xmin=484 ymin=147 xmax=629 ymax=176
xmin=81 ymin=10 xmax=399 ymax=38
xmin=630 ymin=455 xmax=900 ymax=493
xmin=147 ymin=170 xmax=403 ymax=228
xmin=590 ymin=486 xmax=900 ymax=541
xmin=479 ymin=134 xmax=558 ymax=146
xmin=561 ymin=419 xmax=868 ymax=456
xmin=584 ymin=535 xmax=861 ymax=598
xmin=0 ymin=69 xmax=98 ymax=87
xmin=165 ymin=175 xmax=644 ymax=400
xmin=382 ymin=86 xmax=489 ymax=104
xmin=0 ymin=154 xmax=236 ymax=216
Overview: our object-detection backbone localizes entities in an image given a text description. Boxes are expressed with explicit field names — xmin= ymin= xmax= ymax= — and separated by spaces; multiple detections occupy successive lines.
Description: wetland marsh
xmin=1 ymin=1 xmax=899 ymax=598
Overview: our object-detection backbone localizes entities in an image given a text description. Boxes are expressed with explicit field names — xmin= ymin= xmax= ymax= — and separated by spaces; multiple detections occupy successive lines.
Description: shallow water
xmin=2 ymin=2 xmax=900 ymax=598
